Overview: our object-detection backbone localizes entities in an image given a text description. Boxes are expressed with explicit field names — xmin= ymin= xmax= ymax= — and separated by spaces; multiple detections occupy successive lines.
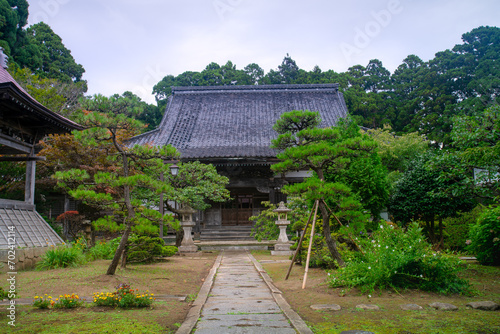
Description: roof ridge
xmin=172 ymin=83 xmax=339 ymax=94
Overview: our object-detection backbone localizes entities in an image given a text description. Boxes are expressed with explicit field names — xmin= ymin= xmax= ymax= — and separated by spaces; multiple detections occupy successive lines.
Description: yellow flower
xmin=34 ymin=296 xmax=39 ymax=299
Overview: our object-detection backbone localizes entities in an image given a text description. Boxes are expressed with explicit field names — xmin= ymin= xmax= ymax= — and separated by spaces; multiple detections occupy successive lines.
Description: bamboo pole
xmin=285 ymin=200 xmax=318 ymax=280
xmin=302 ymin=201 xmax=319 ymax=289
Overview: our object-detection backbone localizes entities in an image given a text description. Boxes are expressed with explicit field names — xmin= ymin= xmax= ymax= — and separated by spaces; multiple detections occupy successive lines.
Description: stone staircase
xmin=199 ymin=225 xmax=255 ymax=242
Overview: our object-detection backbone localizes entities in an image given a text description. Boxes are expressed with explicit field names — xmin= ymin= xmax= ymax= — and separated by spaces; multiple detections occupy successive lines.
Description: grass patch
xmin=1 ymin=253 xmax=218 ymax=332
xmin=252 ymin=250 xmax=500 ymax=334
xmin=11 ymin=306 xmax=167 ymax=333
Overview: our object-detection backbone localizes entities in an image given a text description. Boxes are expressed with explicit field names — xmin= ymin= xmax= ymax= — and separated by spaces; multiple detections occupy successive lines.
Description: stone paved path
xmin=193 ymin=251 xmax=300 ymax=334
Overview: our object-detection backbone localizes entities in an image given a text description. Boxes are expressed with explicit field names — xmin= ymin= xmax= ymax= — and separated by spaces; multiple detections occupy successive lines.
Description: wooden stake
xmin=285 ymin=200 xmax=318 ymax=280
xmin=302 ymin=201 xmax=319 ymax=289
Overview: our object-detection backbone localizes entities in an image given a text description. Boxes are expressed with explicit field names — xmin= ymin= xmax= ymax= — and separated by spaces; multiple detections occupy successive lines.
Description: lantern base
xmin=179 ymin=245 xmax=199 ymax=253
xmin=272 ymin=243 xmax=293 ymax=256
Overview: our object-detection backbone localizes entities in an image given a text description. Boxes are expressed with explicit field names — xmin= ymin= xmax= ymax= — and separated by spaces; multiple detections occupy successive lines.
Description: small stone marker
xmin=429 ymin=302 xmax=458 ymax=311
xmin=310 ymin=304 xmax=342 ymax=311
xmin=400 ymin=303 xmax=423 ymax=310
xmin=355 ymin=304 xmax=380 ymax=310
xmin=466 ymin=301 xmax=499 ymax=311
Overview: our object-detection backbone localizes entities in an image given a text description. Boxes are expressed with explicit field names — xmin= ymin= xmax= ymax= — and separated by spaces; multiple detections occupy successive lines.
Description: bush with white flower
xmin=328 ymin=222 xmax=472 ymax=295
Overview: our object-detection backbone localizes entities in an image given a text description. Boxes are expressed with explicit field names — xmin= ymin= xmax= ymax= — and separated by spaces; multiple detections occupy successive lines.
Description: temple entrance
xmin=222 ymin=194 xmax=254 ymax=226
xmin=221 ymin=191 xmax=268 ymax=226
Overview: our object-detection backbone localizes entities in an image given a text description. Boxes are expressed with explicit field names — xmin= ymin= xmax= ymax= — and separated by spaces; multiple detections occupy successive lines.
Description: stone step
xmin=200 ymin=226 xmax=255 ymax=241
xmin=200 ymin=235 xmax=254 ymax=240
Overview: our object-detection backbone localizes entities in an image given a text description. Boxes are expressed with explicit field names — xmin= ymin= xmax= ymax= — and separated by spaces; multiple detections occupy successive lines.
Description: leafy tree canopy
xmin=11 ymin=67 xmax=87 ymax=117
xmin=26 ymin=22 xmax=85 ymax=83
xmin=49 ymin=95 xmax=229 ymax=275
xmin=271 ymin=110 xmax=378 ymax=266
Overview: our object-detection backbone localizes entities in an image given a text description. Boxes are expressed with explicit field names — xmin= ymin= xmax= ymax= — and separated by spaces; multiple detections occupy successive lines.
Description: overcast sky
xmin=27 ymin=0 xmax=500 ymax=104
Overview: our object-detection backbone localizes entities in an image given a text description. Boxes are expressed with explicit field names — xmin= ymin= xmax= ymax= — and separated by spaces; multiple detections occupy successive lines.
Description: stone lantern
xmin=178 ymin=205 xmax=198 ymax=253
xmin=271 ymin=201 xmax=294 ymax=256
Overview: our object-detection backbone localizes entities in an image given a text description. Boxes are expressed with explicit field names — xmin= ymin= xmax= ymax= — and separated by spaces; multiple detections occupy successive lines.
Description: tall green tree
xmin=244 ymin=63 xmax=264 ymax=85
xmin=326 ymin=119 xmax=389 ymax=219
xmin=0 ymin=0 xmax=27 ymax=53
xmin=26 ymin=22 xmax=85 ymax=83
xmin=115 ymin=91 xmax=163 ymax=131
xmin=271 ymin=110 xmax=376 ymax=266
xmin=53 ymin=95 xmax=178 ymax=275
xmin=436 ymin=105 xmax=500 ymax=202
xmin=11 ymin=67 xmax=87 ymax=117
xmin=388 ymin=153 xmax=475 ymax=248
xmin=368 ymin=125 xmax=429 ymax=184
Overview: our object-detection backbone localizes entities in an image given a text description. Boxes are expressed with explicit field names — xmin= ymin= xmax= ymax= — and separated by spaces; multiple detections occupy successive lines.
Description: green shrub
xmin=250 ymin=198 xmax=309 ymax=242
xmin=292 ymin=222 xmax=336 ymax=269
xmin=37 ymin=244 xmax=86 ymax=270
xmin=443 ymin=206 xmax=484 ymax=252
xmin=93 ymin=284 xmax=154 ymax=308
xmin=127 ymin=235 xmax=177 ymax=263
xmin=329 ymin=222 xmax=471 ymax=295
xmin=467 ymin=206 xmax=500 ymax=265
xmin=163 ymin=245 xmax=178 ymax=257
xmin=86 ymin=238 xmax=119 ymax=261
xmin=0 ymin=286 xmax=10 ymax=300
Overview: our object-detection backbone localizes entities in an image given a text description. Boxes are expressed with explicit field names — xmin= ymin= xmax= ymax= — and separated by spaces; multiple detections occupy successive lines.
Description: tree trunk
xmin=437 ymin=217 xmax=444 ymax=251
xmin=106 ymin=143 xmax=136 ymax=276
xmin=314 ymin=168 xmax=345 ymax=267
xmin=121 ymin=247 xmax=127 ymax=269
xmin=427 ymin=218 xmax=436 ymax=245
xmin=175 ymin=229 xmax=184 ymax=247
xmin=106 ymin=225 xmax=131 ymax=275
xmin=319 ymin=200 xmax=345 ymax=267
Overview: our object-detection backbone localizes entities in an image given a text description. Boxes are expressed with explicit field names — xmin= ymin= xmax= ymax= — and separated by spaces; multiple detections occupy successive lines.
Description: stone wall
xmin=0 ymin=247 xmax=50 ymax=273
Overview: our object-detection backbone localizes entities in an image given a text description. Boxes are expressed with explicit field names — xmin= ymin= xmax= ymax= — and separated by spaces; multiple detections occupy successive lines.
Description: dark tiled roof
xmin=129 ymin=84 xmax=348 ymax=159
xmin=0 ymin=66 xmax=82 ymax=133
xmin=0 ymin=207 xmax=64 ymax=249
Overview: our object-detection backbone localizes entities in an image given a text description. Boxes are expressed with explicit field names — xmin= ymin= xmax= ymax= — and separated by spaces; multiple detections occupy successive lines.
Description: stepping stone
xmin=400 ymin=303 xmax=423 ymax=310
xmin=355 ymin=304 xmax=380 ymax=310
xmin=429 ymin=302 xmax=458 ymax=311
xmin=466 ymin=301 xmax=499 ymax=311
xmin=310 ymin=304 xmax=342 ymax=311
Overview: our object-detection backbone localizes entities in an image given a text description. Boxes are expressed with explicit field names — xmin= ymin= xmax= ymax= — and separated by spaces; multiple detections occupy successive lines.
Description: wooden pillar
xmin=24 ymin=160 xmax=36 ymax=205
xmin=159 ymin=173 xmax=164 ymax=239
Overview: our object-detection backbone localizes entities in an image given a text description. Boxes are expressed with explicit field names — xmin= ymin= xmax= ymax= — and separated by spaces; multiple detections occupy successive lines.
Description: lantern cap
xmin=178 ymin=204 xmax=196 ymax=215
xmin=273 ymin=201 xmax=291 ymax=213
